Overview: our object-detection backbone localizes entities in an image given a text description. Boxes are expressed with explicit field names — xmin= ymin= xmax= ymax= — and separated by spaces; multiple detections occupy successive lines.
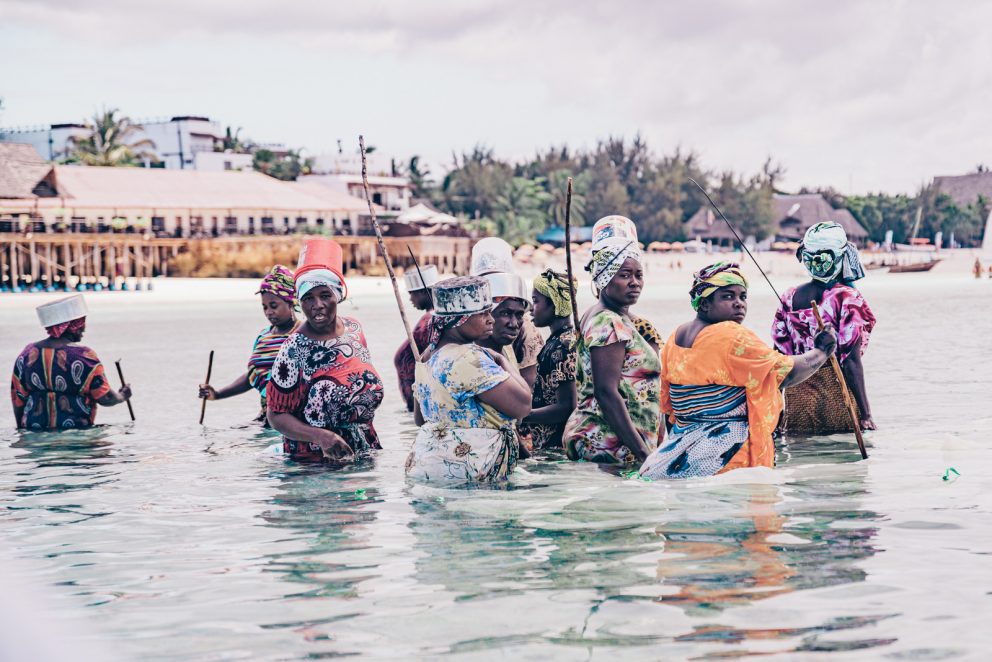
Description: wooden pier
xmin=0 ymin=232 xmax=471 ymax=290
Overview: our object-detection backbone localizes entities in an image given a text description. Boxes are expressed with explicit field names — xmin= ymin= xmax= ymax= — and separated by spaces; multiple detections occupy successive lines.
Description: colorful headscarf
xmin=800 ymin=222 xmax=866 ymax=284
xmin=257 ymin=265 xmax=297 ymax=308
xmin=427 ymin=312 xmax=475 ymax=349
xmin=689 ymin=262 xmax=748 ymax=311
xmin=296 ymin=268 xmax=346 ymax=302
xmin=46 ymin=316 xmax=86 ymax=339
xmin=533 ymin=269 xmax=576 ymax=318
xmin=586 ymin=240 xmax=642 ymax=295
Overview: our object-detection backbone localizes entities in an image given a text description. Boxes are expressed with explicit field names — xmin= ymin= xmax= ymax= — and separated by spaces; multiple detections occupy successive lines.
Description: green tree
xmin=546 ymin=169 xmax=588 ymax=228
xmin=220 ymin=126 xmax=250 ymax=153
xmin=404 ymin=155 xmax=434 ymax=199
xmin=491 ymin=176 xmax=552 ymax=245
xmin=441 ymin=146 xmax=512 ymax=219
xmin=66 ymin=108 xmax=157 ymax=166
xmin=253 ymin=148 xmax=313 ymax=181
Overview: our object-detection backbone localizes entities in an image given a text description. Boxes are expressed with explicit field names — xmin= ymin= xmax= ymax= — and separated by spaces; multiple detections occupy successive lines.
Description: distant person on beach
xmin=519 ymin=269 xmax=577 ymax=452
xmin=563 ymin=216 xmax=662 ymax=467
xmin=198 ymin=266 xmax=300 ymax=422
xmin=639 ymin=263 xmax=836 ymax=479
xmin=267 ymin=242 xmax=384 ymax=463
xmin=975 ymin=258 xmax=983 ymax=279
xmin=470 ymin=238 xmax=542 ymax=389
xmin=772 ymin=223 xmax=877 ymax=431
xmin=407 ymin=277 xmax=532 ymax=483
xmin=393 ymin=265 xmax=439 ymax=412
xmin=11 ymin=294 xmax=132 ymax=431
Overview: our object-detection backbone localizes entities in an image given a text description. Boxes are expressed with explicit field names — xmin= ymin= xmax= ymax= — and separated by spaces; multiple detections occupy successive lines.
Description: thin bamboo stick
xmin=811 ymin=301 xmax=868 ymax=459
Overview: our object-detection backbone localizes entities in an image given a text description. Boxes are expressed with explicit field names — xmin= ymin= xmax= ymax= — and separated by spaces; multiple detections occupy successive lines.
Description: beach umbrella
xmin=772 ymin=241 xmax=788 ymax=251
xmin=671 ymin=241 xmax=685 ymax=252
xmin=539 ymin=243 xmax=555 ymax=252
xmin=647 ymin=241 xmax=666 ymax=252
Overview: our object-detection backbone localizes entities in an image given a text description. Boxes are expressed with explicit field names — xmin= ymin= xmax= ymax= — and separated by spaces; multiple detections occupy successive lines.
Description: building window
xmin=224 ymin=161 xmax=232 ymax=171
xmin=224 ymin=216 xmax=238 ymax=233
xmin=248 ymin=217 xmax=255 ymax=234
xmin=261 ymin=217 xmax=275 ymax=235
xmin=152 ymin=217 xmax=166 ymax=234
xmin=372 ymin=192 xmax=383 ymax=205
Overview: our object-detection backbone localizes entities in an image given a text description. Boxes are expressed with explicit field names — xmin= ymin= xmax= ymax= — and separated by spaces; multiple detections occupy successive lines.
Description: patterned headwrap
xmin=427 ymin=312 xmax=475 ymax=349
xmin=46 ymin=316 xmax=86 ymax=339
xmin=296 ymin=268 xmax=347 ymax=302
xmin=257 ymin=265 xmax=297 ymax=309
xmin=533 ymin=269 xmax=576 ymax=318
xmin=689 ymin=262 xmax=748 ymax=311
xmin=585 ymin=241 xmax=642 ymax=296
xmin=800 ymin=222 xmax=866 ymax=284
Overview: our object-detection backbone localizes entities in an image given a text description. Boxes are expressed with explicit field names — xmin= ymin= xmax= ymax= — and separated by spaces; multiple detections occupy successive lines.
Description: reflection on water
xmin=0 ymin=275 xmax=990 ymax=659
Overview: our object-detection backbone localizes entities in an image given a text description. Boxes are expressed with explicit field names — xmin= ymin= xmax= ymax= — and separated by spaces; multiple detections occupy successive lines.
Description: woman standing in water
xmin=11 ymin=294 xmax=132 ymax=430
xmin=639 ymin=263 xmax=836 ymax=479
xmin=407 ymin=277 xmax=532 ymax=483
xmin=267 ymin=243 xmax=384 ymax=464
xmin=519 ymin=269 xmax=577 ymax=452
xmin=198 ymin=265 xmax=300 ymax=420
xmin=563 ymin=216 xmax=661 ymax=466
xmin=772 ymin=222 xmax=876 ymax=431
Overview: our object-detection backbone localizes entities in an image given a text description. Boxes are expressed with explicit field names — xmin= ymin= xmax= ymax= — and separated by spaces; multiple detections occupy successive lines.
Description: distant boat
xmin=888 ymin=259 xmax=942 ymax=273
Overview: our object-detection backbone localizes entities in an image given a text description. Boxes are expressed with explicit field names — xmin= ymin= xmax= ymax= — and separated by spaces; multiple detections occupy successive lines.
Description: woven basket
xmin=781 ymin=364 xmax=860 ymax=435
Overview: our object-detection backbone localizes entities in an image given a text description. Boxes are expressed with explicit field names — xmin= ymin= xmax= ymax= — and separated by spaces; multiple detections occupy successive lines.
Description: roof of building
xmin=394 ymin=202 xmax=458 ymax=224
xmin=0 ymin=143 xmax=52 ymax=198
xmin=933 ymin=173 xmax=992 ymax=207
xmin=683 ymin=192 xmax=868 ymax=241
xmin=32 ymin=165 xmax=381 ymax=212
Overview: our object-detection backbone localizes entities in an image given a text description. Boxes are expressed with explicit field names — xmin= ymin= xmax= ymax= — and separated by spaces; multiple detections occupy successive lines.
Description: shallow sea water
xmin=1 ymin=271 xmax=990 ymax=660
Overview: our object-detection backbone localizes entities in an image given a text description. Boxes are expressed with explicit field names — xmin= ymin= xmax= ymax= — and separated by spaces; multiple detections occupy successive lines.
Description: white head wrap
xmin=296 ymin=268 xmax=346 ymax=302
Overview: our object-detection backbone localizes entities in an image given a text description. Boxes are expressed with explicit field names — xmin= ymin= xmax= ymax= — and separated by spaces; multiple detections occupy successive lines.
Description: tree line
xmin=43 ymin=109 xmax=989 ymax=246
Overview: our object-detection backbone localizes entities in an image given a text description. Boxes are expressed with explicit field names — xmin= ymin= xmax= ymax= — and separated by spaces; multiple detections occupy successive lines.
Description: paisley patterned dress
xmin=11 ymin=343 xmax=112 ymax=430
xmin=267 ymin=317 xmax=384 ymax=462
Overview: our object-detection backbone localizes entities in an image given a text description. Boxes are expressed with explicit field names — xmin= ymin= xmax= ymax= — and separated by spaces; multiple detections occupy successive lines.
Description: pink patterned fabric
xmin=772 ymin=285 xmax=875 ymax=364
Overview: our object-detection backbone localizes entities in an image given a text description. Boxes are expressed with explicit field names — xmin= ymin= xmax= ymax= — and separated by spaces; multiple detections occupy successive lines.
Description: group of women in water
xmin=10 ymin=214 xmax=876 ymax=485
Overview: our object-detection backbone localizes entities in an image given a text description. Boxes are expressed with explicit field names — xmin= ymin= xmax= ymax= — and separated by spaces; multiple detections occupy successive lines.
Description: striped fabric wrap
xmin=639 ymin=383 xmax=749 ymax=480
xmin=247 ymin=322 xmax=299 ymax=405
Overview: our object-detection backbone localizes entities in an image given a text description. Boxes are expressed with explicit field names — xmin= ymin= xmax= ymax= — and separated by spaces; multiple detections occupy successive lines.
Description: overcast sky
xmin=2 ymin=0 xmax=990 ymax=194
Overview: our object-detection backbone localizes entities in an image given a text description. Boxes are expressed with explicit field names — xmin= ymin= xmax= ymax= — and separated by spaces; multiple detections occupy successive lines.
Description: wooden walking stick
xmin=811 ymin=301 xmax=868 ymax=459
xmin=563 ymin=177 xmax=581 ymax=334
xmin=114 ymin=359 xmax=135 ymax=421
xmin=199 ymin=350 xmax=214 ymax=425
xmin=358 ymin=135 xmax=420 ymax=361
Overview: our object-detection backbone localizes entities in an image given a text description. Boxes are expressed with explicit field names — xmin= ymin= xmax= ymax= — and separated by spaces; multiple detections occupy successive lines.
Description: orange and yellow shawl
xmin=661 ymin=322 xmax=794 ymax=471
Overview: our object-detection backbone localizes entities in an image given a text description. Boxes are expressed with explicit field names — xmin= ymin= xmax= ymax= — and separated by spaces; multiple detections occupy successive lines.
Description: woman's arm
xmin=523 ymin=379 xmax=576 ymax=425
xmin=841 ymin=350 xmax=875 ymax=429
xmin=199 ymin=372 xmax=252 ymax=401
xmin=520 ymin=365 xmax=538 ymax=390
xmin=267 ymin=411 xmax=355 ymax=462
xmin=781 ymin=327 xmax=836 ymax=388
xmin=12 ymin=403 xmax=25 ymax=429
xmin=477 ymin=379 xmax=532 ymax=420
xmin=97 ymin=384 xmax=132 ymax=406
xmin=590 ymin=342 xmax=651 ymax=461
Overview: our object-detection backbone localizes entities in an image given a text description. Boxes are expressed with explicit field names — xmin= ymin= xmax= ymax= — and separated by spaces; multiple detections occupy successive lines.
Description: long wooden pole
xmin=358 ymin=135 xmax=420 ymax=361
xmin=562 ymin=177 xmax=581 ymax=333
xmin=811 ymin=301 xmax=868 ymax=459
xmin=114 ymin=360 xmax=135 ymax=421
xmin=199 ymin=350 xmax=214 ymax=425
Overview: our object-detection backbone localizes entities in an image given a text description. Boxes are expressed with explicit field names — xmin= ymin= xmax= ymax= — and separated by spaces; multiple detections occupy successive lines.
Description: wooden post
xmin=358 ymin=135 xmax=420 ymax=361
xmin=563 ymin=177 xmax=581 ymax=334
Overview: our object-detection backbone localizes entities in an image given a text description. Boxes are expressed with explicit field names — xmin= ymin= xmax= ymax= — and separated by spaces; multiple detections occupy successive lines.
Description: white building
xmin=300 ymin=173 xmax=411 ymax=212
xmin=0 ymin=116 xmax=267 ymax=171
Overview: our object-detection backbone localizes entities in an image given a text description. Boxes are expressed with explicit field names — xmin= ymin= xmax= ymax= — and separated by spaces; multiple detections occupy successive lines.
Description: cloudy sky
xmin=2 ymin=0 xmax=990 ymax=193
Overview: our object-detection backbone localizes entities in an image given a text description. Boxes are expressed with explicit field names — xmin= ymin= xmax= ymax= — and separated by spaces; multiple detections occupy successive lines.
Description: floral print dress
xmin=563 ymin=309 xmax=662 ymax=465
xmin=267 ymin=317 xmax=384 ymax=462
xmin=519 ymin=326 xmax=577 ymax=450
xmin=772 ymin=285 xmax=875 ymax=364
xmin=407 ymin=343 xmax=517 ymax=483
xmin=11 ymin=343 xmax=112 ymax=430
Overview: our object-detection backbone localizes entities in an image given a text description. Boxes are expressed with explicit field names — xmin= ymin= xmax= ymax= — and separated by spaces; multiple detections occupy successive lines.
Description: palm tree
xmin=67 ymin=108 xmax=157 ymax=166
xmin=546 ymin=169 xmax=587 ymax=227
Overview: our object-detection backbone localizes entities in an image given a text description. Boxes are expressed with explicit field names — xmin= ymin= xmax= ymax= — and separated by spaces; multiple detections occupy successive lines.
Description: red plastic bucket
xmin=295 ymin=238 xmax=343 ymax=277
xmin=295 ymin=238 xmax=348 ymax=300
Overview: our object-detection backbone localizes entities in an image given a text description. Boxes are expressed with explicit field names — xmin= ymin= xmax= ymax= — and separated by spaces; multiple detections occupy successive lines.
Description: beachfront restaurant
xmin=0 ymin=163 xmax=383 ymax=237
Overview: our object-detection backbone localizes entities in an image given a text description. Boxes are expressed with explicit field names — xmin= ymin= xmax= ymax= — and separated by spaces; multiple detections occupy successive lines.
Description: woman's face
xmin=261 ymin=292 xmax=295 ymax=328
xmin=456 ymin=310 xmax=494 ymax=341
xmin=300 ymin=285 xmax=337 ymax=332
xmin=602 ymin=258 xmax=644 ymax=306
xmin=531 ymin=290 xmax=556 ymax=327
xmin=699 ymin=285 xmax=748 ymax=324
